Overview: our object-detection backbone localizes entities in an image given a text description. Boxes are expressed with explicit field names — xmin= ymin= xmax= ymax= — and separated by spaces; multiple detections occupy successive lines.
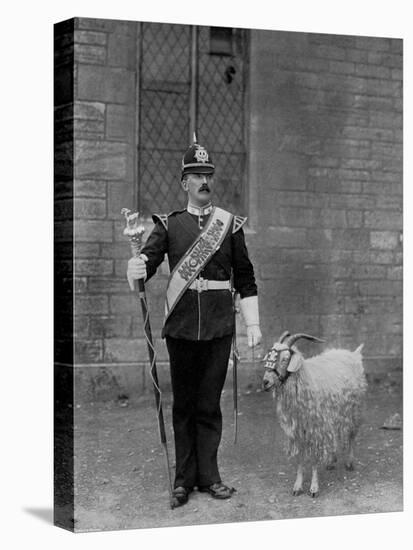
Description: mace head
xmin=121 ymin=208 xmax=145 ymax=252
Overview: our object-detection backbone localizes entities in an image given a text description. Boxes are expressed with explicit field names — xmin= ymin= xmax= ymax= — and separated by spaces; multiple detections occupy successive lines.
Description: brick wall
xmin=249 ymin=30 xmax=402 ymax=371
xmin=54 ymin=20 xmax=403 ymax=401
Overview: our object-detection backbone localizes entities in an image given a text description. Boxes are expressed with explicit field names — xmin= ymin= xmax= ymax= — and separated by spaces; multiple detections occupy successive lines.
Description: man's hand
xmin=239 ymin=296 xmax=262 ymax=347
xmin=127 ymin=255 xmax=147 ymax=290
xmin=246 ymin=324 xmax=262 ymax=348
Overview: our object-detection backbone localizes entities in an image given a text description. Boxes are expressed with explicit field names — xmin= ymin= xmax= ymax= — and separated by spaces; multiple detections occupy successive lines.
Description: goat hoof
xmin=292 ymin=489 xmax=303 ymax=496
xmin=309 ymin=490 xmax=319 ymax=498
xmin=345 ymin=463 xmax=354 ymax=471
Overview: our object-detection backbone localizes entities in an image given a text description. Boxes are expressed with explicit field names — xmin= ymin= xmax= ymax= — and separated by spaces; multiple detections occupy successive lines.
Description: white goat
xmin=262 ymin=331 xmax=367 ymax=497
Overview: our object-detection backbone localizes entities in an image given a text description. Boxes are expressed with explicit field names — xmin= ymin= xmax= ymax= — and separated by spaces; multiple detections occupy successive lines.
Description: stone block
xmin=370 ymin=111 xmax=402 ymax=129
xmin=318 ymin=209 xmax=348 ymax=228
xmin=74 ymin=198 xmax=106 ymax=219
xmin=261 ymin=152 xmax=308 ymax=191
xmin=375 ymin=195 xmax=402 ymax=209
xmin=74 ymin=180 xmax=106 ymax=198
xmin=371 ymin=141 xmax=402 ymax=159
xmin=331 ymin=229 xmax=370 ymax=249
xmin=75 ymin=140 xmax=128 ymax=180
xmin=107 ymin=182 xmax=134 ymax=219
xmin=89 ymin=315 xmax=132 ymax=338
xmin=88 ymin=277 xmax=129 ymax=293
xmin=109 ymin=295 xmax=139 ymax=315
xmin=77 ymin=64 xmax=135 ymax=104
xmin=75 ymin=295 xmax=109 ymax=315
xmin=100 ymin=242 xmax=131 ymax=259
xmin=387 ymin=266 xmax=403 ymax=280
xmin=75 ymin=339 xmax=103 ymax=362
xmin=391 ymin=69 xmax=403 ymax=81
xmin=365 ymin=211 xmax=401 ymax=230
xmin=356 ymin=36 xmax=390 ymax=52
xmin=342 ymin=126 xmax=394 ymax=141
xmin=74 ymin=30 xmax=107 ymax=46
xmin=277 ymin=207 xmax=317 ymax=228
xmin=276 ymin=191 xmax=329 ymax=209
xmin=363 ymin=181 xmax=402 ymax=196
xmin=74 ymin=277 xmax=88 ymax=293
xmin=74 ymin=243 xmax=100 ymax=258
xmin=312 ymin=179 xmax=362 ymax=194
xmin=108 ymin=27 xmax=136 ymax=69
xmin=74 ymin=44 xmax=106 ymax=65
xmin=329 ymin=60 xmax=355 ymax=74
xmin=346 ymin=210 xmax=363 ymax=228
xmin=358 ymin=280 xmax=402 ymax=297
xmin=74 ymin=316 xmax=89 ymax=338
xmin=352 ymin=265 xmax=386 ymax=279
xmin=106 ymin=105 xmax=134 ymax=140
xmin=265 ymin=226 xmax=307 ymax=248
xmin=75 ymin=119 xmax=105 ymax=139
xmin=74 ymin=101 xmax=105 ymax=120
xmin=346 ymin=48 xmax=368 ymax=63
xmin=370 ymin=231 xmax=399 ymax=250
xmin=74 ymin=220 xmax=113 ymax=242
xmin=355 ymin=63 xmax=391 ymax=79
xmin=104 ymin=337 xmax=148 ymax=363
xmin=305 ymin=228 xmax=334 ymax=249
xmin=76 ymin=18 xmax=119 ymax=32
xmin=312 ymin=44 xmax=346 ymax=60
xmin=74 ymin=259 xmax=114 ymax=276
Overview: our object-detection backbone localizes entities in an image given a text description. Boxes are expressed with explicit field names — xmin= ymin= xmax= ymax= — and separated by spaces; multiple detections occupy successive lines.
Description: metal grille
xmin=197 ymin=27 xmax=247 ymax=214
xmin=138 ymin=23 xmax=248 ymax=216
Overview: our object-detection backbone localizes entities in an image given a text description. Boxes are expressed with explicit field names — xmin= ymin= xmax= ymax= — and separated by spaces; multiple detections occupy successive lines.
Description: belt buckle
xmin=197 ymin=277 xmax=208 ymax=293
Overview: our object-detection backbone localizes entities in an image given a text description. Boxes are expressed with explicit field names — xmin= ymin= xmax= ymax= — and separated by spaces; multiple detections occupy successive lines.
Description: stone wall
xmin=249 ymin=30 xmax=402 ymax=372
xmin=54 ymin=19 xmax=403 ymax=401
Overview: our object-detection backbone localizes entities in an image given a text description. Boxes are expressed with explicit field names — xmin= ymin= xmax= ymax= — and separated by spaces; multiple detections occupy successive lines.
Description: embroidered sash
xmin=164 ymin=207 xmax=233 ymax=322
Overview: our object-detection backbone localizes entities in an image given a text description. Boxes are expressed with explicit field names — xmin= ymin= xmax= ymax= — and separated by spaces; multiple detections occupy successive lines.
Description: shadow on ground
xmin=24 ymin=508 xmax=54 ymax=524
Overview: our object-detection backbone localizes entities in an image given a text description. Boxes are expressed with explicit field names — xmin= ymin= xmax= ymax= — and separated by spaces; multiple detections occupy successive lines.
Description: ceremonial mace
xmin=121 ymin=208 xmax=174 ymax=508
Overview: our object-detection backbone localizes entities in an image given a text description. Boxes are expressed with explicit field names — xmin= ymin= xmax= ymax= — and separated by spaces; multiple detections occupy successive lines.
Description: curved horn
xmin=278 ymin=331 xmax=291 ymax=343
xmin=285 ymin=333 xmax=325 ymax=347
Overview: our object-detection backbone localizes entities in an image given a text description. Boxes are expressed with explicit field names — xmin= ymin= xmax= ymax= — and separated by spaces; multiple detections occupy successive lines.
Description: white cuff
xmin=239 ymin=295 xmax=260 ymax=327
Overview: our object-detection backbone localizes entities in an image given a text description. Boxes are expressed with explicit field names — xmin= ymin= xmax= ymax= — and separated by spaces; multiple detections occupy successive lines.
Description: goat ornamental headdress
xmin=181 ymin=132 xmax=215 ymax=178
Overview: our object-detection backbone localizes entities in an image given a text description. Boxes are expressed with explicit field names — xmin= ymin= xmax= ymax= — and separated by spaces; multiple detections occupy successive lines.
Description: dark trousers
xmin=165 ymin=335 xmax=233 ymax=489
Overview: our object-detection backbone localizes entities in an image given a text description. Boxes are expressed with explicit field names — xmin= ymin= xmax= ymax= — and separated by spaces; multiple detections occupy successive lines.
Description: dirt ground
xmin=73 ymin=372 xmax=403 ymax=532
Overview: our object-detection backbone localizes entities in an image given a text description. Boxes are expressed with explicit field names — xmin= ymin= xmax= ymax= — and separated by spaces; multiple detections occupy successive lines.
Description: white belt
xmin=189 ymin=277 xmax=231 ymax=293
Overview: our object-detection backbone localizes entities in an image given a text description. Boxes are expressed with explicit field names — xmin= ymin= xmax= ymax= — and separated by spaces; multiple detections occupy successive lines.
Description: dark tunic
xmin=141 ymin=208 xmax=257 ymax=340
xmin=140 ymin=206 xmax=258 ymax=488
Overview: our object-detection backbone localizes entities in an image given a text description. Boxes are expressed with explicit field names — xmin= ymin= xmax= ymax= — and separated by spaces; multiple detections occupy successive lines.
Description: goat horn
xmin=285 ymin=333 xmax=325 ymax=347
xmin=278 ymin=331 xmax=291 ymax=343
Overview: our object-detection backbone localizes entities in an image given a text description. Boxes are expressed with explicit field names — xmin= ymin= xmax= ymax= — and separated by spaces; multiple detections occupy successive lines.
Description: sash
xmin=164 ymin=207 xmax=233 ymax=322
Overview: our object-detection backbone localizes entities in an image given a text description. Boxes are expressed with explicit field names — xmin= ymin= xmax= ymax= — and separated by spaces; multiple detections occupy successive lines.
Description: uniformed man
xmin=127 ymin=137 xmax=262 ymax=507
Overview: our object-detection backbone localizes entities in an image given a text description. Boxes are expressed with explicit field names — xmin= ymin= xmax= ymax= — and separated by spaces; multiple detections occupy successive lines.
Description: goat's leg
xmin=292 ymin=462 xmax=304 ymax=496
xmin=309 ymin=464 xmax=319 ymax=497
xmin=345 ymin=432 xmax=355 ymax=471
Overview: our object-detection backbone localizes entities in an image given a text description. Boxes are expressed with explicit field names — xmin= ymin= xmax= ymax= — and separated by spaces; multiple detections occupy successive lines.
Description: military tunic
xmin=141 ymin=208 xmax=257 ymax=340
xmin=140 ymin=205 xmax=258 ymax=489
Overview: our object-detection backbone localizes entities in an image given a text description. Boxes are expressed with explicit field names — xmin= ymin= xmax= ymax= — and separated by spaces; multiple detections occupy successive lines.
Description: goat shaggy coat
xmin=275 ymin=347 xmax=367 ymax=464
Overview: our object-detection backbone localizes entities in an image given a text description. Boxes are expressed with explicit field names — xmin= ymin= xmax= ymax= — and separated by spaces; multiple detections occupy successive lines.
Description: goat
xmin=262 ymin=331 xmax=367 ymax=497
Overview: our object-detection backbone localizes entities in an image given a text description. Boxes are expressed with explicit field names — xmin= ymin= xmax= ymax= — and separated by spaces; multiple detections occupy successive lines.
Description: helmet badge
xmin=194 ymin=146 xmax=209 ymax=163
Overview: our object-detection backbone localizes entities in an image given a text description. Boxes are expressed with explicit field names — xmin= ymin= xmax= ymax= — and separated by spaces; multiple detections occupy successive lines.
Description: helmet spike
xmin=193 ymin=131 xmax=197 ymax=144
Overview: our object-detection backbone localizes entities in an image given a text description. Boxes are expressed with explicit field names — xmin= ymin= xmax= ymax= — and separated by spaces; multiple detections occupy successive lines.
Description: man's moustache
xmin=199 ymin=186 xmax=210 ymax=192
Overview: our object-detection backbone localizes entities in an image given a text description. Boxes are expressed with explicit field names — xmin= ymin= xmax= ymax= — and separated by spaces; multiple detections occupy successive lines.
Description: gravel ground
xmin=72 ymin=375 xmax=402 ymax=532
